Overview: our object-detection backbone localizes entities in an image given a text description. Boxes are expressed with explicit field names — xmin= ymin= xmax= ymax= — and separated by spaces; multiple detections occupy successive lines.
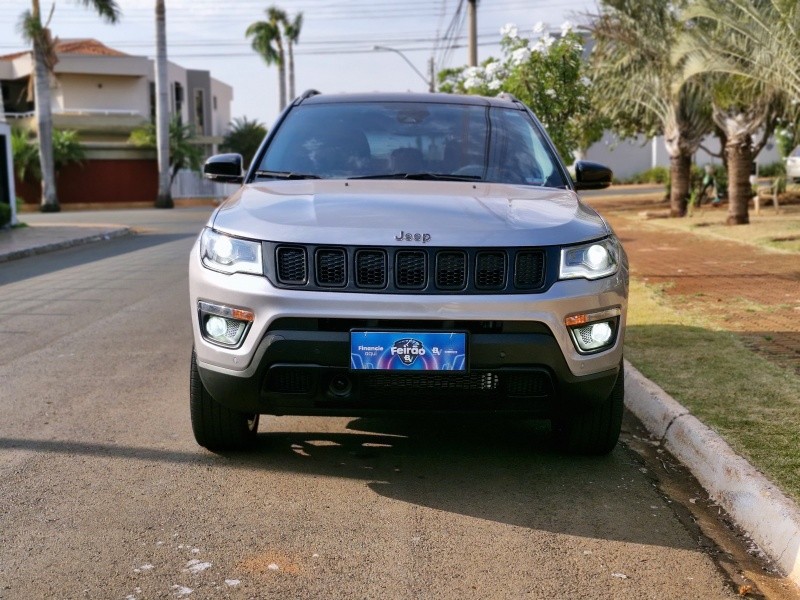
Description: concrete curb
xmin=624 ymin=359 xmax=800 ymax=587
xmin=0 ymin=227 xmax=131 ymax=263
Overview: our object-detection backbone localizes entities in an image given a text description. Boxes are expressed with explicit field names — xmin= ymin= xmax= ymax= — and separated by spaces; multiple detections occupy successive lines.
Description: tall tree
xmin=677 ymin=0 xmax=800 ymax=103
xmin=587 ymin=0 xmax=713 ymax=217
xmin=707 ymin=84 xmax=783 ymax=225
xmin=246 ymin=6 xmax=288 ymax=112
xmin=154 ymin=0 xmax=172 ymax=208
xmin=18 ymin=0 xmax=120 ymax=212
xmin=283 ymin=12 xmax=303 ymax=101
xmin=676 ymin=0 xmax=797 ymax=224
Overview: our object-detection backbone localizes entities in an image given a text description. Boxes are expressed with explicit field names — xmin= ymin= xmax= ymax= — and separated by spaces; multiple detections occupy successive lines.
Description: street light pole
xmin=373 ymin=45 xmax=434 ymax=92
xmin=467 ymin=0 xmax=478 ymax=67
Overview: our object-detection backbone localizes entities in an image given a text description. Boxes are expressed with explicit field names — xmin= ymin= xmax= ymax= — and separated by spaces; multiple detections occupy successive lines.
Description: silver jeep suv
xmin=190 ymin=91 xmax=628 ymax=454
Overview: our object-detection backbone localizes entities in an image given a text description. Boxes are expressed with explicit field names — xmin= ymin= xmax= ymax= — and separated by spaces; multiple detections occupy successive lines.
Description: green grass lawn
xmin=644 ymin=202 xmax=800 ymax=253
xmin=625 ymin=280 xmax=800 ymax=503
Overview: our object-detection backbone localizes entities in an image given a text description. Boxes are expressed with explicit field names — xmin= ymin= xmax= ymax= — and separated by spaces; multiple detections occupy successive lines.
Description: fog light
xmin=565 ymin=309 xmax=620 ymax=354
xmin=198 ymin=301 xmax=254 ymax=348
xmin=205 ymin=316 xmax=227 ymax=338
xmin=590 ymin=322 xmax=612 ymax=344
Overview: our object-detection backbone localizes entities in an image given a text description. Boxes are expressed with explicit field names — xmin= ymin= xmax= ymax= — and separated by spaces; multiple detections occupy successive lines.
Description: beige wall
xmin=3 ymin=54 xmax=33 ymax=79
xmin=54 ymin=73 xmax=149 ymax=116
xmin=210 ymin=78 xmax=232 ymax=137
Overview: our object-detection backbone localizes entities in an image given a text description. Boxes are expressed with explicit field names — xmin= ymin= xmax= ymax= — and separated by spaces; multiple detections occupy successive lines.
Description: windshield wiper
xmin=254 ymin=170 xmax=321 ymax=180
xmin=348 ymin=172 xmax=483 ymax=182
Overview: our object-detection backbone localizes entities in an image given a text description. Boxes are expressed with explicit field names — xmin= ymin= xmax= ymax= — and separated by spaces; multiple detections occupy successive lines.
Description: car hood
xmin=211 ymin=179 xmax=609 ymax=247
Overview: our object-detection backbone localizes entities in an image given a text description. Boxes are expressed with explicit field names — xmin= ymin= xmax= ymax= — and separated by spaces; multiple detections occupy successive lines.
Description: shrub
xmin=758 ymin=161 xmax=785 ymax=177
xmin=622 ymin=166 xmax=669 ymax=184
xmin=0 ymin=203 xmax=11 ymax=228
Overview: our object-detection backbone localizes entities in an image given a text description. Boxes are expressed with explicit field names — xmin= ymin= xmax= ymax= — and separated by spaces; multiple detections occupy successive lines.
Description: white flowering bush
xmin=437 ymin=20 xmax=599 ymax=161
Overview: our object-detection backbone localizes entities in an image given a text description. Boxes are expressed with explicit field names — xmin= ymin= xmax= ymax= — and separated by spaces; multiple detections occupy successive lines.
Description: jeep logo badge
xmin=395 ymin=231 xmax=431 ymax=243
xmin=390 ymin=338 xmax=426 ymax=366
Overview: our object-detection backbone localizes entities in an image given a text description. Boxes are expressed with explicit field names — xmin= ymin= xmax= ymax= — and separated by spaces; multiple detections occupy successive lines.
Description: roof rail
xmin=294 ymin=89 xmax=321 ymax=104
xmin=495 ymin=92 xmax=520 ymax=104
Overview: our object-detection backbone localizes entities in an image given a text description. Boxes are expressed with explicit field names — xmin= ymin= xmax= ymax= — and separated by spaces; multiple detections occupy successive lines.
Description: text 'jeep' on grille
xmin=190 ymin=91 xmax=628 ymax=455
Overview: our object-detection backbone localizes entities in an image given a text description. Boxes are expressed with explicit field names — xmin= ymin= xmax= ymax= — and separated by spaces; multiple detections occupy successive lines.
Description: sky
xmin=0 ymin=0 xmax=596 ymax=129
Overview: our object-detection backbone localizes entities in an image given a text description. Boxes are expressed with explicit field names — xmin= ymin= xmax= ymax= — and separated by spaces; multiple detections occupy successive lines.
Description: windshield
xmin=257 ymin=101 xmax=569 ymax=188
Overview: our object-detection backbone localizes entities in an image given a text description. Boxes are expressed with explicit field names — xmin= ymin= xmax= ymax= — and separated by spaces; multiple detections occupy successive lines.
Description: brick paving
xmin=590 ymin=203 xmax=800 ymax=375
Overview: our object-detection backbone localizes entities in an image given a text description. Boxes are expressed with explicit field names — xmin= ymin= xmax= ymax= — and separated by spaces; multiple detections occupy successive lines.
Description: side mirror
xmin=573 ymin=161 xmax=613 ymax=191
xmin=204 ymin=153 xmax=244 ymax=184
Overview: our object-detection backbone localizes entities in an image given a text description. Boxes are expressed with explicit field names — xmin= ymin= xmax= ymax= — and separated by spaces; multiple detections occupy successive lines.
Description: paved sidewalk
xmin=0 ymin=221 xmax=131 ymax=263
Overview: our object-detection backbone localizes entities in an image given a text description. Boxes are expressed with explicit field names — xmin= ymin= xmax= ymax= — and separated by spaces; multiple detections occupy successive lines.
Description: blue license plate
xmin=350 ymin=331 xmax=467 ymax=371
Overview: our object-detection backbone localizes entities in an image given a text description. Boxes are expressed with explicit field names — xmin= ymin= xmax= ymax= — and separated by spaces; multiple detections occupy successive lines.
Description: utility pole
xmin=154 ymin=0 xmax=173 ymax=209
xmin=428 ymin=57 xmax=435 ymax=93
xmin=467 ymin=0 xmax=478 ymax=67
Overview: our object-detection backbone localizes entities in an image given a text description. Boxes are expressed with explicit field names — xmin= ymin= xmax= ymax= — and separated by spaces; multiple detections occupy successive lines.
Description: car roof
xmin=299 ymin=91 xmax=524 ymax=110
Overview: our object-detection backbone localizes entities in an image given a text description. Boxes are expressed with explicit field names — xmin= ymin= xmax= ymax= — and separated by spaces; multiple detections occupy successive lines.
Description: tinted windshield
xmin=257 ymin=101 xmax=569 ymax=188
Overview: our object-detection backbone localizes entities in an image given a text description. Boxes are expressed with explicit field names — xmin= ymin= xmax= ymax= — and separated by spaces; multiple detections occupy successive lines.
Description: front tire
xmin=190 ymin=349 xmax=259 ymax=451
xmin=553 ymin=362 xmax=625 ymax=455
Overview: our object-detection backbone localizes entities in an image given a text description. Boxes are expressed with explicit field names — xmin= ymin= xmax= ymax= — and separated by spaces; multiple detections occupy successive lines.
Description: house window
xmin=173 ymin=82 xmax=184 ymax=124
xmin=149 ymin=82 xmax=156 ymax=121
xmin=194 ymin=88 xmax=205 ymax=134
xmin=213 ymin=95 xmax=217 ymax=111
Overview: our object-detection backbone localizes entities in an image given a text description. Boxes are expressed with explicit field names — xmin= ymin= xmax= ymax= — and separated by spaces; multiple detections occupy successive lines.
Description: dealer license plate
xmin=350 ymin=331 xmax=467 ymax=371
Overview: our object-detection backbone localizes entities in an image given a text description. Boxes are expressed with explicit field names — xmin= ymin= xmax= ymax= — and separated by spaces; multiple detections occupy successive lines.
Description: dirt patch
xmin=586 ymin=194 xmax=800 ymax=375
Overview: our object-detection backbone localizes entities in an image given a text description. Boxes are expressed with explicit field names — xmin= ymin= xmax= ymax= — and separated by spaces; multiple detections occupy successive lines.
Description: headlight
xmin=559 ymin=237 xmax=619 ymax=280
xmin=200 ymin=228 xmax=263 ymax=275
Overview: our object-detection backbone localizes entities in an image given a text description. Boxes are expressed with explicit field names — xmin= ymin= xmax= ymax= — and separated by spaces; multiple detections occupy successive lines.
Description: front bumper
xmin=197 ymin=326 xmax=621 ymax=416
xmin=189 ymin=239 xmax=628 ymax=416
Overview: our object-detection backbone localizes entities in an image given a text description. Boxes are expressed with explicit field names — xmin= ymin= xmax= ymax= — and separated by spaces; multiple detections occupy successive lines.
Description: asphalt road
xmin=0 ymin=208 xmax=752 ymax=599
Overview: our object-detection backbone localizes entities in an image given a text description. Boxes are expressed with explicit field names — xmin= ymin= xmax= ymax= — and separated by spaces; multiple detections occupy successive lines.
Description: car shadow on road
xmin=226 ymin=413 xmax=698 ymax=550
xmin=0 ymin=414 xmax=693 ymax=550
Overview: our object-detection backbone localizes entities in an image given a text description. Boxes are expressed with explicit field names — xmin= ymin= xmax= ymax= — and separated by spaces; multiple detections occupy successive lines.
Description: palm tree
xmin=283 ymin=12 xmax=303 ymax=100
xmin=220 ymin=116 xmax=268 ymax=167
xmin=246 ymin=6 xmax=288 ymax=112
xmin=154 ymin=0 xmax=172 ymax=208
xmin=675 ymin=0 xmax=797 ymax=224
xmin=18 ymin=0 xmax=120 ymax=212
xmin=706 ymin=86 xmax=783 ymax=225
xmin=678 ymin=0 xmax=800 ymax=102
xmin=587 ymin=0 xmax=713 ymax=217
xmin=129 ymin=117 xmax=203 ymax=184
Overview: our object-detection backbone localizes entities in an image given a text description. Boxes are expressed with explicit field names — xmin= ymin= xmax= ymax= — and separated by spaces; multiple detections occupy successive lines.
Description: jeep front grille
xmin=475 ymin=251 xmax=506 ymax=290
xmin=436 ymin=251 xmax=467 ymax=290
xmin=315 ymin=248 xmax=346 ymax=287
xmin=355 ymin=249 xmax=387 ymax=288
xmin=276 ymin=246 xmax=307 ymax=285
xmin=396 ymin=251 xmax=427 ymax=289
xmin=515 ymin=251 xmax=546 ymax=289
xmin=268 ymin=243 xmax=548 ymax=295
